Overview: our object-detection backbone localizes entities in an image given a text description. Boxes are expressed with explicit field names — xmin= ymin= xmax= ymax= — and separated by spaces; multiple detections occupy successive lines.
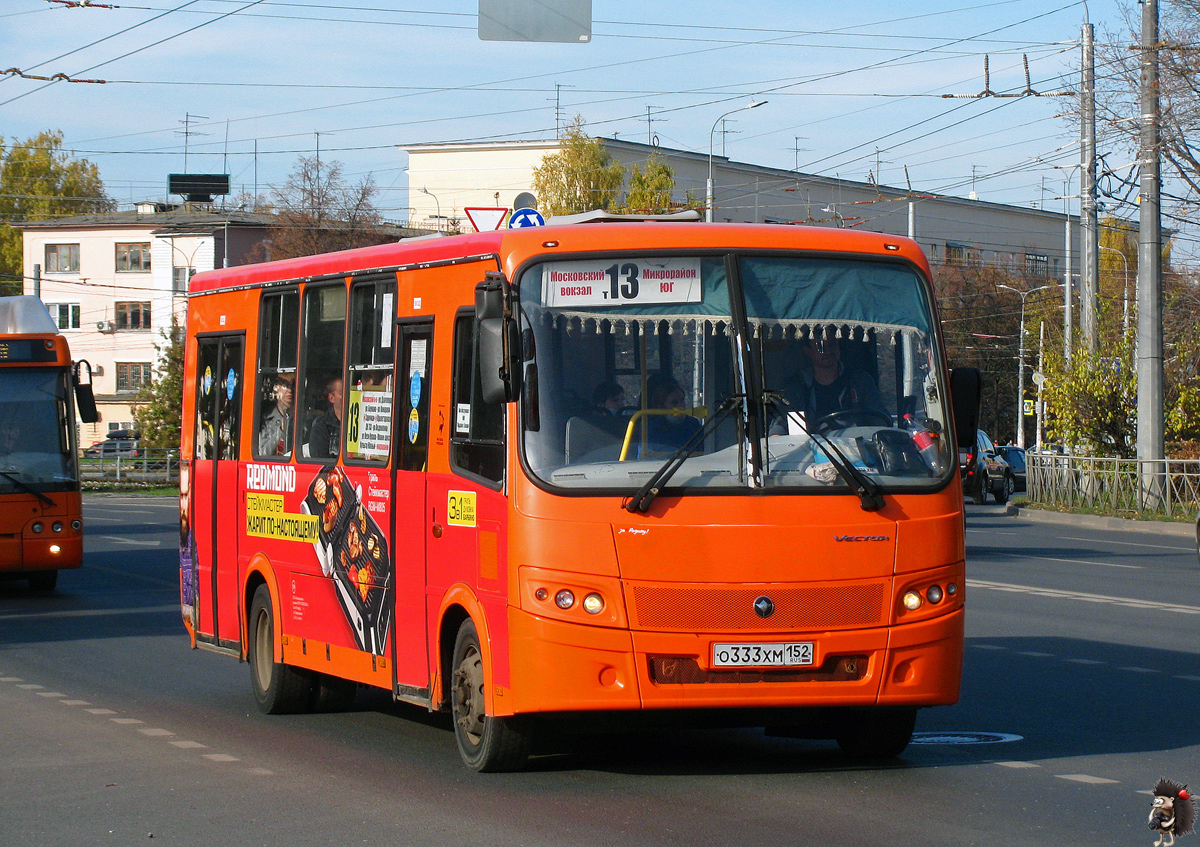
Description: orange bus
xmin=179 ymin=222 xmax=980 ymax=771
xmin=0 ymin=296 xmax=98 ymax=591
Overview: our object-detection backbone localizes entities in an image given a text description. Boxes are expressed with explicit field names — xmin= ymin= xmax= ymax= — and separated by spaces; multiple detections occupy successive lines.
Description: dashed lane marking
xmin=997 ymin=761 xmax=1041 ymax=768
xmin=138 ymin=728 xmax=175 ymax=737
xmin=968 ymin=579 xmax=1200 ymax=614
xmin=203 ymin=754 xmax=240 ymax=763
xmin=59 ymin=700 xmax=91 ymax=706
xmin=1057 ymin=774 xmax=1121 ymax=784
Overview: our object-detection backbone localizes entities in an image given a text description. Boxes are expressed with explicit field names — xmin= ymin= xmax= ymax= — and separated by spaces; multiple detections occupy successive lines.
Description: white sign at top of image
xmin=542 ymin=258 xmax=703 ymax=308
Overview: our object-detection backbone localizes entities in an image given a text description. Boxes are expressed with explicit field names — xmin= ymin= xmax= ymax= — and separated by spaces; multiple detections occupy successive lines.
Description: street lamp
xmin=1051 ymin=162 xmax=1082 ymax=360
xmin=998 ymin=283 xmax=1052 ymax=449
xmin=1099 ymin=244 xmax=1131 ymax=334
xmin=419 ymin=186 xmax=441 ymax=230
xmin=706 ymin=100 xmax=767 ymax=223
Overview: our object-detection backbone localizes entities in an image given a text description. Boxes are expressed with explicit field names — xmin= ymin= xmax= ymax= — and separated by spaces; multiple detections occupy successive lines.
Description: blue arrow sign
xmin=509 ymin=207 xmax=545 ymax=228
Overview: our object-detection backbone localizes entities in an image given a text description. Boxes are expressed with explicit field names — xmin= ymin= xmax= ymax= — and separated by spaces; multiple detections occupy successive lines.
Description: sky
xmin=4 ymin=0 xmax=1189 ymax=261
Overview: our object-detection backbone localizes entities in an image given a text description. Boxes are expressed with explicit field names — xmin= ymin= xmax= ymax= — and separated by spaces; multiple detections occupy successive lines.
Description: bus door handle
xmin=431 ymin=507 xmax=443 ymax=538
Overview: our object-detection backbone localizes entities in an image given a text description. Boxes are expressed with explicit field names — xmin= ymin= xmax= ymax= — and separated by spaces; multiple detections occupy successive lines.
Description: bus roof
xmin=0 ymin=296 xmax=61 ymax=336
xmin=188 ymin=223 xmax=929 ymax=295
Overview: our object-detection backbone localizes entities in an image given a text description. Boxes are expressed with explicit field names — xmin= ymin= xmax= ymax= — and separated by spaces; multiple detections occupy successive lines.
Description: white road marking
xmin=100 ymin=536 xmax=161 ymax=547
xmin=968 ymin=579 xmax=1200 ymax=614
xmin=202 ymin=754 xmax=240 ymax=763
xmin=111 ymin=718 xmax=144 ymax=725
xmin=37 ymin=691 xmax=67 ymax=697
xmin=1057 ymin=774 xmax=1120 ymax=784
xmin=169 ymin=741 xmax=207 ymax=749
xmin=1067 ymin=659 xmax=1105 ymax=665
xmin=1176 ymin=675 xmax=1200 ymax=682
xmin=0 ymin=604 xmax=179 ymax=621
xmin=16 ymin=684 xmax=43 ymax=690
xmin=138 ymin=728 xmax=175 ymax=737
xmin=1117 ymin=666 xmax=1159 ymax=674
xmin=1055 ymin=534 xmax=1191 ymax=553
xmin=59 ymin=700 xmax=91 ymax=706
xmin=997 ymin=761 xmax=1041 ymax=768
xmin=86 ymin=708 xmax=116 ymax=715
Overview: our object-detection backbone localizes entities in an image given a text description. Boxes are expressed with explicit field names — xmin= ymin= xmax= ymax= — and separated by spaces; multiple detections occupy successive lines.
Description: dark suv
xmin=961 ymin=429 xmax=1014 ymax=505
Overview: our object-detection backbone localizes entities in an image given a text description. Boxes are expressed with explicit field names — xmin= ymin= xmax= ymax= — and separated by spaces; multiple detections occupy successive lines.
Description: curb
xmin=1004 ymin=504 xmax=1195 ymax=538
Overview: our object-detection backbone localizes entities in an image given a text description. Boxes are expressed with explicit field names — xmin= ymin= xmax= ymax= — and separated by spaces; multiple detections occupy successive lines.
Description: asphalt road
xmin=0 ymin=495 xmax=1196 ymax=847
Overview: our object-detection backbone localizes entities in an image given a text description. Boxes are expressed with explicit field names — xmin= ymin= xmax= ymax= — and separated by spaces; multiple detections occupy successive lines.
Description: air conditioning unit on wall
xmin=97 ymin=320 xmax=115 ymax=333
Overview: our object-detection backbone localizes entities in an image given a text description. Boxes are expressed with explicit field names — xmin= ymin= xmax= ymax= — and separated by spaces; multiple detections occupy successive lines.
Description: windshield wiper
xmin=762 ymin=392 xmax=884 ymax=512
xmin=625 ymin=396 xmax=741 ymax=514
xmin=0 ymin=470 xmax=55 ymax=507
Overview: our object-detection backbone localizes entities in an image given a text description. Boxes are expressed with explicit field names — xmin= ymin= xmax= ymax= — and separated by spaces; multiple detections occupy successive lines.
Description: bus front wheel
xmin=835 ymin=706 xmax=917 ymax=758
xmin=450 ymin=619 xmax=531 ymax=772
xmin=248 ymin=584 xmax=313 ymax=714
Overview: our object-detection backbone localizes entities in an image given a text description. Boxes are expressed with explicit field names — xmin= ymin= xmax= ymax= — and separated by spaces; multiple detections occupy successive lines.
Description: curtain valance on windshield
xmin=531 ymin=309 xmax=926 ymax=346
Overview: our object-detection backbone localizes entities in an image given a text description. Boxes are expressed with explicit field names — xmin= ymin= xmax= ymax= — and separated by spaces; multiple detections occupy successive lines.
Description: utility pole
xmin=1137 ymin=0 xmax=1165 ymax=505
xmin=1080 ymin=23 xmax=1100 ymax=352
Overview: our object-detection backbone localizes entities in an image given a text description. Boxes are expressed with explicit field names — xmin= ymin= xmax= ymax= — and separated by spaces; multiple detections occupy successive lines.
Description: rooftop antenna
xmin=177 ymin=112 xmax=209 ymax=173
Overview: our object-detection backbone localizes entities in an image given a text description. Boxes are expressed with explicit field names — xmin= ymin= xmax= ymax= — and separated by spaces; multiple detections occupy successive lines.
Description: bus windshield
xmin=519 ymin=253 xmax=954 ymax=494
xmin=0 ymin=368 xmax=76 ymax=494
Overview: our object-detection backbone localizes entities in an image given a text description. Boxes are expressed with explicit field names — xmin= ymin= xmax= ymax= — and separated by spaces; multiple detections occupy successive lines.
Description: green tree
xmin=532 ymin=116 xmax=625 ymax=215
xmin=133 ymin=319 xmax=185 ymax=450
xmin=0 ymin=130 xmax=112 ymax=291
xmin=622 ymin=153 xmax=675 ymax=214
xmin=1042 ymin=340 xmax=1137 ymax=456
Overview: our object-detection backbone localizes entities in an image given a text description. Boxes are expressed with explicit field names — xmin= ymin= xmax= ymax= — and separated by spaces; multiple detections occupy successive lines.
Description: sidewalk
xmin=1004 ymin=503 xmax=1196 ymax=538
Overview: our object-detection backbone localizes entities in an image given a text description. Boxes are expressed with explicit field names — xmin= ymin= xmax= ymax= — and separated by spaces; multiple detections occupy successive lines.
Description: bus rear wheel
xmin=450 ymin=619 xmax=530 ymax=772
xmin=248 ymin=584 xmax=313 ymax=714
xmin=835 ymin=707 xmax=917 ymax=759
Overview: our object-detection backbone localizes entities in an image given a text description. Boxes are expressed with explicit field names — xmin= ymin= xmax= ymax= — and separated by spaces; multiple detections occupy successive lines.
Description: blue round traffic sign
xmin=509 ymin=207 xmax=545 ymax=228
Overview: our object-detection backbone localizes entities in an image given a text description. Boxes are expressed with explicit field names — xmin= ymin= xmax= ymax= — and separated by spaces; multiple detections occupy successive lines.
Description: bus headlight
xmin=49 ymin=544 xmax=61 ymax=555
xmin=554 ymin=589 xmax=575 ymax=610
xmin=582 ymin=593 xmax=605 ymax=615
xmin=902 ymin=591 xmax=923 ymax=611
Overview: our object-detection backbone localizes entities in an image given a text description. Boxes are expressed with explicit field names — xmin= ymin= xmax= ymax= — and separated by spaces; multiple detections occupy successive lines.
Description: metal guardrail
xmin=1027 ymin=450 xmax=1200 ymax=519
xmin=79 ymin=447 xmax=180 ymax=483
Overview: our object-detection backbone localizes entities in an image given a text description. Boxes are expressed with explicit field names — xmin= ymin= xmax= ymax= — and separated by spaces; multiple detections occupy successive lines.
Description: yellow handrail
xmin=618 ymin=406 xmax=708 ymax=461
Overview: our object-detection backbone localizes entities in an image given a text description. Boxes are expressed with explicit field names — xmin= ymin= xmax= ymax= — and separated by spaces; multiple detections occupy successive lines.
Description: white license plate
xmin=712 ymin=642 xmax=814 ymax=668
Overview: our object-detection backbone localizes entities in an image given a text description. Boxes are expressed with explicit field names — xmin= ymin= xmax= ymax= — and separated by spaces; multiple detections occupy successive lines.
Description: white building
xmin=20 ymin=205 xmax=273 ymax=443
xmin=400 ymin=138 xmax=1080 ymax=280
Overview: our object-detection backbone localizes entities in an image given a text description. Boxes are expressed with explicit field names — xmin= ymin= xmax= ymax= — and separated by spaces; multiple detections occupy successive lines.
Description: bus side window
xmin=451 ymin=311 xmax=504 ymax=487
xmin=343 ymin=279 xmax=394 ymax=464
xmin=297 ymin=284 xmax=347 ymax=463
xmin=253 ymin=290 xmax=300 ymax=460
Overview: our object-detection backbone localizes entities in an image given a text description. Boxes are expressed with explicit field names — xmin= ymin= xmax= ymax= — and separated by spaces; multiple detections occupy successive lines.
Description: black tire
xmin=835 ymin=707 xmax=917 ymax=758
xmin=994 ymin=473 xmax=1013 ymax=505
xmin=311 ymin=674 xmax=357 ymax=712
xmin=450 ymin=619 xmax=531 ymax=772
xmin=27 ymin=570 xmax=58 ymax=592
xmin=247 ymin=584 xmax=313 ymax=714
xmin=971 ymin=471 xmax=988 ymax=505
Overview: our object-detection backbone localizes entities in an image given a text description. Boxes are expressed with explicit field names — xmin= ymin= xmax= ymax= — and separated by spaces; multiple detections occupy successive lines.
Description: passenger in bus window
xmin=257 ymin=373 xmax=294 ymax=457
xmin=307 ymin=377 xmax=343 ymax=460
xmin=777 ymin=334 xmax=884 ymax=427
xmin=642 ymin=374 xmax=701 ymax=453
xmin=583 ymin=381 xmax=627 ymax=437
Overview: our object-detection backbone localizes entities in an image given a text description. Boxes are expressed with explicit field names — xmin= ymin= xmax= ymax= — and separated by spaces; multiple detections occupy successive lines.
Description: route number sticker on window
xmin=542 ymin=258 xmax=703 ymax=308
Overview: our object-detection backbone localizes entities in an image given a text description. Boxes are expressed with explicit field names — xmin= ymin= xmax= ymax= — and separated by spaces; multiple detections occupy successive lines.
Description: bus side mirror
xmin=949 ymin=367 xmax=981 ymax=450
xmin=475 ymin=274 xmax=522 ymax=404
xmin=73 ymin=360 xmax=100 ymax=424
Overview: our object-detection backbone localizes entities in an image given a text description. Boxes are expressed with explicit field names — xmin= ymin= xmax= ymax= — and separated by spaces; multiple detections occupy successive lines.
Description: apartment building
xmin=20 ymin=205 xmax=273 ymax=443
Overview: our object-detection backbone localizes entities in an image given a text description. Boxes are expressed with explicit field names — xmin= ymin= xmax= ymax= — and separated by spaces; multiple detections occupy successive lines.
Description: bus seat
xmin=565 ymin=416 xmax=621 ymax=464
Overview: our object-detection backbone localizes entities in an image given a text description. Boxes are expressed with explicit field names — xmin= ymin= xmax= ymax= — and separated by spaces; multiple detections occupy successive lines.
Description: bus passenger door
xmin=391 ymin=319 xmax=433 ymax=698
xmin=190 ymin=334 xmax=244 ymax=650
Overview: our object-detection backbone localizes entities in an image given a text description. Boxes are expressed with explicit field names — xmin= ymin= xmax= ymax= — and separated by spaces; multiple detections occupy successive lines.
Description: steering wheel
xmin=811 ymin=408 xmax=893 ymax=432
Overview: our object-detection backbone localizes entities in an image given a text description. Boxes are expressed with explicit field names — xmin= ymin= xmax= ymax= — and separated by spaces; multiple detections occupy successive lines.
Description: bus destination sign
xmin=542 ymin=257 xmax=702 ymax=308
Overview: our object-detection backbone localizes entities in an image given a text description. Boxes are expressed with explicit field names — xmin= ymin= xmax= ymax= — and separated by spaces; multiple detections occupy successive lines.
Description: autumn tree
xmin=133 ymin=318 xmax=185 ymax=450
xmin=0 ymin=130 xmax=112 ymax=292
xmin=263 ymin=155 xmax=391 ymax=260
xmin=532 ymin=116 xmax=625 ymax=216
xmin=621 ymin=153 xmax=676 ymax=214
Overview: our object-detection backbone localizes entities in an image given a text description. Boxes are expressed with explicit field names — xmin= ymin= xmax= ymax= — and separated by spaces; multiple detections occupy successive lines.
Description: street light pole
xmin=707 ymin=100 xmax=767 ymax=223
xmin=998 ymin=283 xmax=1052 ymax=449
xmin=419 ymin=186 xmax=441 ymax=230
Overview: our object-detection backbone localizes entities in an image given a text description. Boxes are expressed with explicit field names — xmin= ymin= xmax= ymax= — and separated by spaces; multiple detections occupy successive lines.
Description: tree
xmin=532 ymin=116 xmax=625 ymax=216
xmin=133 ymin=319 xmax=184 ymax=450
xmin=1089 ymin=1 xmax=1200 ymax=209
xmin=622 ymin=153 xmax=676 ymax=214
xmin=0 ymin=130 xmax=112 ymax=292
xmin=1042 ymin=340 xmax=1138 ymax=456
xmin=263 ymin=155 xmax=391 ymax=260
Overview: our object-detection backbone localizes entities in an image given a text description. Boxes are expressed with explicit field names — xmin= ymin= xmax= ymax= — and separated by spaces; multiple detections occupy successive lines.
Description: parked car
xmin=995 ymin=445 xmax=1026 ymax=492
xmin=83 ymin=439 xmax=141 ymax=458
xmin=961 ymin=429 xmax=1014 ymax=505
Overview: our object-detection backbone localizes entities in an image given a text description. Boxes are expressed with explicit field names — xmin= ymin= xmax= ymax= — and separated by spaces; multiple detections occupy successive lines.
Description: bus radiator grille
xmin=648 ymin=655 xmax=867 ymax=685
xmin=630 ymin=583 xmax=887 ymax=630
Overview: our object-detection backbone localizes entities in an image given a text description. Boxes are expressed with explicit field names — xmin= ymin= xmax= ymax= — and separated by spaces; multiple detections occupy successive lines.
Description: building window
xmin=45 ymin=244 xmax=80 ymax=273
xmin=116 ymin=243 xmax=152 ymax=272
xmin=115 ymin=301 xmax=151 ymax=330
xmin=172 ymin=266 xmax=195 ymax=293
xmin=116 ymin=363 xmax=152 ymax=392
xmin=1025 ymin=253 xmax=1049 ymax=279
xmin=945 ymin=243 xmax=969 ymax=266
xmin=46 ymin=302 xmax=81 ymax=329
